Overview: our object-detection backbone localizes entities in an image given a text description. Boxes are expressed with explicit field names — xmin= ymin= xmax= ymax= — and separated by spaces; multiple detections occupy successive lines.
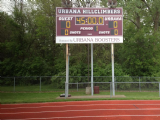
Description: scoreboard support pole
xmin=111 ymin=43 xmax=115 ymax=96
xmin=86 ymin=1 xmax=94 ymax=96
xmin=91 ymin=44 xmax=94 ymax=96
xmin=65 ymin=44 xmax=69 ymax=98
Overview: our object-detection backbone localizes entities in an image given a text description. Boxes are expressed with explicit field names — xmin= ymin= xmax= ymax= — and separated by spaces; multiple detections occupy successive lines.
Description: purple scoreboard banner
xmin=56 ymin=7 xmax=123 ymax=44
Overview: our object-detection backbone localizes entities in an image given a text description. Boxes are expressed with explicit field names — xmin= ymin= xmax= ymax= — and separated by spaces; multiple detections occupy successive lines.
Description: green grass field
xmin=1 ymin=85 xmax=160 ymax=104
xmin=1 ymin=90 xmax=160 ymax=104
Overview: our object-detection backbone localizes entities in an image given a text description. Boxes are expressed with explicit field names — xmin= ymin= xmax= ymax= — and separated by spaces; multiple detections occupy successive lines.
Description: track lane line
xmin=1 ymin=108 xmax=160 ymax=114
xmin=2 ymin=104 xmax=160 ymax=109
xmin=3 ymin=114 xmax=160 ymax=120
xmin=2 ymin=100 xmax=160 ymax=106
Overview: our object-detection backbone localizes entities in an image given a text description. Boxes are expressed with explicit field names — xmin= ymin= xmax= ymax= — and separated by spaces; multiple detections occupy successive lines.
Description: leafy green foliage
xmin=119 ymin=23 xmax=157 ymax=76
xmin=1 ymin=0 xmax=160 ymax=89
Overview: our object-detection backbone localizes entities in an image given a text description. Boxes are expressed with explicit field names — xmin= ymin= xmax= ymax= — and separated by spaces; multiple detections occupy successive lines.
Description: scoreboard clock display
xmin=76 ymin=17 xmax=104 ymax=25
xmin=56 ymin=7 xmax=123 ymax=44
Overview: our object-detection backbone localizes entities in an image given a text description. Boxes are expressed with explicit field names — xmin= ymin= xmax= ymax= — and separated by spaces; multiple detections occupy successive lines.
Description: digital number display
xmin=76 ymin=17 xmax=104 ymax=25
xmin=108 ymin=21 xmax=118 ymax=35
xmin=61 ymin=21 xmax=71 ymax=28
xmin=109 ymin=21 xmax=118 ymax=28
xmin=60 ymin=20 xmax=119 ymax=36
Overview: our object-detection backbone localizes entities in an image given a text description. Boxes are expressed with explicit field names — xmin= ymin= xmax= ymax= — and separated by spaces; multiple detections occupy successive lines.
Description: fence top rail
xmin=1 ymin=76 xmax=160 ymax=78
xmin=69 ymin=82 xmax=160 ymax=84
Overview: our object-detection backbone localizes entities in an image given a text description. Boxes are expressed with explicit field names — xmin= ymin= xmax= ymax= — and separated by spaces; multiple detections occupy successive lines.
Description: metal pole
xmin=86 ymin=0 xmax=93 ymax=96
xmin=14 ymin=77 xmax=15 ymax=92
xmin=159 ymin=82 xmax=160 ymax=97
xmin=65 ymin=82 xmax=67 ymax=99
xmin=139 ymin=77 xmax=141 ymax=92
xmin=110 ymin=82 xmax=112 ymax=98
xmin=65 ymin=44 xmax=69 ymax=98
xmin=68 ymin=52 xmax=70 ymax=91
xmin=111 ymin=43 xmax=115 ymax=96
xmin=40 ymin=77 xmax=41 ymax=92
xmin=77 ymin=82 xmax=78 ymax=91
xmin=115 ymin=77 xmax=117 ymax=91
xmin=91 ymin=43 xmax=93 ymax=96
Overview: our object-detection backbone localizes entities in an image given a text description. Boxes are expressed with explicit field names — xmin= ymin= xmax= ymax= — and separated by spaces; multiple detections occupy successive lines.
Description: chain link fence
xmin=1 ymin=76 xmax=160 ymax=96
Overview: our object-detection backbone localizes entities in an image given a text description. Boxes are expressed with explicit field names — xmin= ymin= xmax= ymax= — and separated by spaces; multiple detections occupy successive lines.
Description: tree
xmin=116 ymin=0 xmax=160 ymax=76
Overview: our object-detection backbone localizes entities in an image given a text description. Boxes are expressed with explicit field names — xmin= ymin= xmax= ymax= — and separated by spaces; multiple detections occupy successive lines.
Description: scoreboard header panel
xmin=56 ymin=7 xmax=123 ymax=44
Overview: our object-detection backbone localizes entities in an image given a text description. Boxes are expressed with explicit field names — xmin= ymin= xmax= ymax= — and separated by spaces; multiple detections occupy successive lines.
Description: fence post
xmin=115 ymin=77 xmax=117 ymax=91
xmin=77 ymin=82 xmax=78 ymax=91
xmin=65 ymin=82 xmax=68 ymax=99
xmin=40 ymin=77 xmax=41 ymax=92
xmin=14 ymin=77 xmax=15 ymax=92
xmin=139 ymin=77 xmax=141 ymax=92
xmin=110 ymin=82 xmax=112 ymax=98
xmin=159 ymin=82 xmax=160 ymax=97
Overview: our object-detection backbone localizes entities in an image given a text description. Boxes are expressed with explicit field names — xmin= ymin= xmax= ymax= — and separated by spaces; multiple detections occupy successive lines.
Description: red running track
xmin=1 ymin=100 xmax=160 ymax=120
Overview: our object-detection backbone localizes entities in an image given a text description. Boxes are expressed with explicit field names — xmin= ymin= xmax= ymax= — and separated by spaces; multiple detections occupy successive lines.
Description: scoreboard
xmin=56 ymin=7 xmax=123 ymax=44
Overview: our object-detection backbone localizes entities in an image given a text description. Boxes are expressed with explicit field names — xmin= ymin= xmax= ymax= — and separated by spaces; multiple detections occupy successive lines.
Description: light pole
xmin=107 ymin=0 xmax=117 ymax=96
xmin=86 ymin=0 xmax=90 ymax=7
xmin=62 ymin=0 xmax=72 ymax=7
xmin=107 ymin=0 xmax=117 ymax=8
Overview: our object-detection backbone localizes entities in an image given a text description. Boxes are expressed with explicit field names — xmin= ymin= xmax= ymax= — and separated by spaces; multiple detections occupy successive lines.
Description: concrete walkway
xmin=56 ymin=95 xmax=126 ymax=99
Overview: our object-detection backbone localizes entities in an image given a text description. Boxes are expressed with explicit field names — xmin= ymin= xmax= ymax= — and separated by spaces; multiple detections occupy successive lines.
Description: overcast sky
xmin=0 ymin=0 xmax=14 ymax=14
xmin=0 ymin=0 xmax=30 ymax=14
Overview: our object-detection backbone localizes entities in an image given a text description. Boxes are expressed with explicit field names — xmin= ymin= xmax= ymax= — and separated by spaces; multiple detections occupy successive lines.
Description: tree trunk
xmin=154 ymin=10 xmax=159 ymax=32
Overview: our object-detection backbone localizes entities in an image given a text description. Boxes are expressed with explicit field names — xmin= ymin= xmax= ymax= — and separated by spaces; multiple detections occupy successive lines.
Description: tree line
xmin=1 ymin=0 xmax=160 ymax=80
